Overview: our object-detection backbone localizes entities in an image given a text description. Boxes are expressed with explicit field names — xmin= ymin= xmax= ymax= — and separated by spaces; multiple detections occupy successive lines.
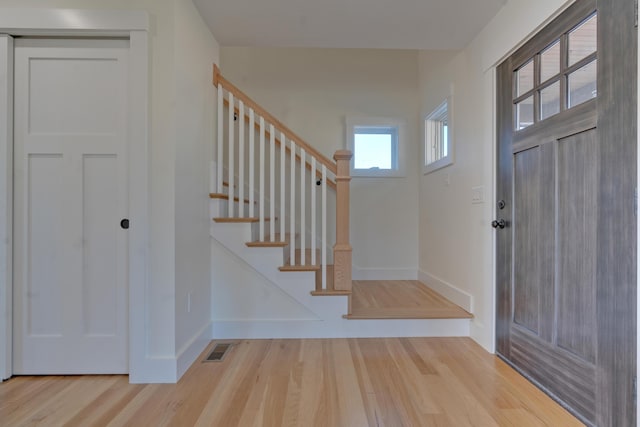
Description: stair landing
xmin=344 ymin=280 xmax=473 ymax=320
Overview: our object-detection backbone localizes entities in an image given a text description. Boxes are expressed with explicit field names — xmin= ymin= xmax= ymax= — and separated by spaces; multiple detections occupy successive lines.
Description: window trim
xmin=423 ymin=96 xmax=454 ymax=175
xmin=346 ymin=116 xmax=406 ymax=178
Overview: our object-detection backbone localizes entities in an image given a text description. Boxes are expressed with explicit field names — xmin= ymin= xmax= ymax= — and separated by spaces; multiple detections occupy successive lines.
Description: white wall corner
xmin=176 ymin=321 xmax=212 ymax=380
xmin=418 ymin=270 xmax=473 ymax=313
xmin=352 ymin=266 xmax=418 ymax=281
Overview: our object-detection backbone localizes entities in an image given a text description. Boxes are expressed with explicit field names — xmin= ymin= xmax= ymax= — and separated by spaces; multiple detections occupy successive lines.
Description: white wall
xmin=211 ymin=240 xmax=317 ymax=321
xmin=220 ymin=48 xmax=420 ymax=279
xmin=417 ymin=0 xmax=572 ymax=351
xmin=0 ymin=0 xmax=220 ymax=382
xmin=173 ymin=0 xmax=219 ymax=378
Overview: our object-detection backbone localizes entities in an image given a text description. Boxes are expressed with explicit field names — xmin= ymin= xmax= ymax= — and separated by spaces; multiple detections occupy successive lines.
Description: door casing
xmin=0 ymin=9 xmax=149 ymax=382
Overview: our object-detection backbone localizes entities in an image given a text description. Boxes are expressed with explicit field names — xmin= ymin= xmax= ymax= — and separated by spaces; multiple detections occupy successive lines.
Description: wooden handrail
xmin=223 ymin=98 xmax=337 ymax=190
xmin=213 ymin=64 xmax=337 ymax=175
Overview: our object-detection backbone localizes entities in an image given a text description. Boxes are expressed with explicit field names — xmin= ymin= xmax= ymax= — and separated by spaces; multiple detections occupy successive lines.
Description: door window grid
xmin=513 ymin=12 xmax=597 ymax=131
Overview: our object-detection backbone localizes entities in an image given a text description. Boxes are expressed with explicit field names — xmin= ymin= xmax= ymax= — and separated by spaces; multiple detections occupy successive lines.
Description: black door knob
xmin=120 ymin=219 xmax=130 ymax=229
xmin=491 ymin=219 xmax=506 ymax=229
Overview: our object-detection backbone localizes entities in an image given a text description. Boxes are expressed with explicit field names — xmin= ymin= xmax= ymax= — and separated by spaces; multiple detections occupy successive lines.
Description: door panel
xmin=513 ymin=145 xmax=554 ymax=338
xmin=557 ymin=131 xmax=598 ymax=364
xmin=512 ymin=147 xmax=541 ymax=334
xmin=13 ymin=39 xmax=129 ymax=374
xmin=510 ymin=326 xmax=596 ymax=421
xmin=82 ymin=154 xmax=121 ymax=336
xmin=509 ymin=131 xmax=598 ymax=422
xmin=27 ymin=154 xmax=65 ymax=337
xmin=496 ymin=0 xmax=637 ymax=425
xmin=28 ymin=56 xmax=121 ymax=134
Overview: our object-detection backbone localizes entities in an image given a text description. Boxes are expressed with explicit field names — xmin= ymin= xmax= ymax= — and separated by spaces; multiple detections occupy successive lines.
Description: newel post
xmin=333 ymin=150 xmax=353 ymax=294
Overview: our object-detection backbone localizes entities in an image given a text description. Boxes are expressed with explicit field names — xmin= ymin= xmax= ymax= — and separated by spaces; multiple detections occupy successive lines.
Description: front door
xmin=12 ymin=38 xmax=129 ymax=374
xmin=496 ymin=0 xmax=636 ymax=425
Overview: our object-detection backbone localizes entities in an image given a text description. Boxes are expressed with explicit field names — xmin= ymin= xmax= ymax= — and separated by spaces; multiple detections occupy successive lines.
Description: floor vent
xmin=204 ymin=343 xmax=233 ymax=362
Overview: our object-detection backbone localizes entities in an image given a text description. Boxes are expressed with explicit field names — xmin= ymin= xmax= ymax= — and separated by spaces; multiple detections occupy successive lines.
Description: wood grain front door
xmin=496 ymin=0 xmax=636 ymax=425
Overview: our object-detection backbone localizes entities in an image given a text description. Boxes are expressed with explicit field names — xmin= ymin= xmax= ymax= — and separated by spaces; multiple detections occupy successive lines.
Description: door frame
xmin=0 ymin=9 xmax=149 ymax=382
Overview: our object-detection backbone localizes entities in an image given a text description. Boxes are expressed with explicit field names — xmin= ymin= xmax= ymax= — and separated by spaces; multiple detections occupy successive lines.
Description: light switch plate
xmin=471 ymin=186 xmax=484 ymax=204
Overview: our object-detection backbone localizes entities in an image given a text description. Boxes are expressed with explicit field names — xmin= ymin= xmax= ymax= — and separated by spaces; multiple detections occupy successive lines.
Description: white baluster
xmin=280 ymin=132 xmax=285 ymax=243
xmin=269 ymin=124 xmax=275 ymax=242
xmin=238 ymin=101 xmax=245 ymax=218
xmin=249 ymin=109 xmax=255 ymax=218
xmin=322 ymin=165 xmax=327 ymax=290
xmin=290 ymin=141 xmax=296 ymax=265
xmin=311 ymin=157 xmax=316 ymax=265
xmin=300 ymin=149 xmax=306 ymax=266
xmin=228 ymin=92 xmax=235 ymax=217
xmin=259 ymin=117 xmax=265 ymax=241
xmin=217 ymin=85 xmax=223 ymax=194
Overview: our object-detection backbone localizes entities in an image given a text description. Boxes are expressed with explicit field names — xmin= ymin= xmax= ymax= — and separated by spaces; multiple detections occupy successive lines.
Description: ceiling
xmin=193 ymin=0 xmax=508 ymax=50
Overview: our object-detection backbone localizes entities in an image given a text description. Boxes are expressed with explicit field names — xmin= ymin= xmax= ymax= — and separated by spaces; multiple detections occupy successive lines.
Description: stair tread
xmin=246 ymin=233 xmax=294 ymax=247
xmin=311 ymin=290 xmax=350 ymax=296
xmin=345 ymin=281 xmax=473 ymax=320
xmin=210 ymin=193 xmax=255 ymax=204
xmin=246 ymin=241 xmax=289 ymax=248
xmin=279 ymin=265 xmax=321 ymax=272
xmin=213 ymin=217 xmax=275 ymax=223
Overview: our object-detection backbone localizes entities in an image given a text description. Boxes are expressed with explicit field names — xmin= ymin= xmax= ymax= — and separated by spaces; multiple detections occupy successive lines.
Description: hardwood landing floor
xmin=0 ymin=338 xmax=582 ymax=427
xmin=347 ymin=280 xmax=473 ymax=319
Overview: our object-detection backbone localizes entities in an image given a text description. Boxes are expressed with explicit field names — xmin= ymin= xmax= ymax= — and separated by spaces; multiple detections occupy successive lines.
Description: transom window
xmin=514 ymin=12 xmax=597 ymax=131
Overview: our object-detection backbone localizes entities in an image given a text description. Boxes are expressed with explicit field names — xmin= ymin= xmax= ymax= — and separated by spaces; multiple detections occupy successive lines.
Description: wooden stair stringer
xmin=210 ymin=221 xmax=348 ymax=320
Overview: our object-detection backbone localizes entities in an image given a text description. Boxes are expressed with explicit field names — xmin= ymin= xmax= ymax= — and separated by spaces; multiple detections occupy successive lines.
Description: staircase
xmin=209 ymin=65 xmax=470 ymax=339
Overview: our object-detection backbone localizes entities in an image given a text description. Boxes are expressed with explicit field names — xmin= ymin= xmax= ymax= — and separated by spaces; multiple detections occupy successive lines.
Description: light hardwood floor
xmin=0 ymin=338 xmax=582 ymax=426
xmin=347 ymin=280 xmax=473 ymax=319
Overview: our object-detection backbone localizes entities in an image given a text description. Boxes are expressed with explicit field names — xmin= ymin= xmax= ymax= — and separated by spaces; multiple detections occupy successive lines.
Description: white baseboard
xmin=176 ymin=321 xmax=213 ymax=381
xmin=129 ymin=357 xmax=177 ymax=384
xmin=418 ymin=270 xmax=473 ymax=313
xmin=212 ymin=317 xmax=469 ymax=339
xmin=353 ymin=266 xmax=418 ymax=280
xmin=470 ymin=320 xmax=494 ymax=354
xmin=128 ymin=322 xmax=213 ymax=384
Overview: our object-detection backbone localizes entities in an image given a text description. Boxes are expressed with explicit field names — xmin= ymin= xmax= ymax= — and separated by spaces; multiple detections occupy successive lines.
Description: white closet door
xmin=13 ymin=39 xmax=129 ymax=374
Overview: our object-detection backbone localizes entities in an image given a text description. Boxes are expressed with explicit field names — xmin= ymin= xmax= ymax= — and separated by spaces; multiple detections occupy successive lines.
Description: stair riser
xmin=210 ymin=199 xmax=252 ymax=218
xmin=211 ymin=318 xmax=470 ymax=339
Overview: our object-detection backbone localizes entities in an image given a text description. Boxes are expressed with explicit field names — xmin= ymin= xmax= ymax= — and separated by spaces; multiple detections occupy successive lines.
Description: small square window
xmin=346 ymin=117 xmax=405 ymax=177
xmin=353 ymin=126 xmax=397 ymax=170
